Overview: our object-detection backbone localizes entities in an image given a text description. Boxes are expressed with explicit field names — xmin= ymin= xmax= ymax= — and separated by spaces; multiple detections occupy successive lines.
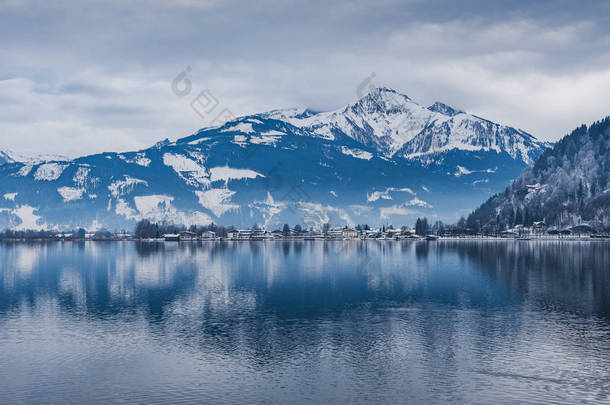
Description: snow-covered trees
xmin=467 ymin=117 xmax=610 ymax=230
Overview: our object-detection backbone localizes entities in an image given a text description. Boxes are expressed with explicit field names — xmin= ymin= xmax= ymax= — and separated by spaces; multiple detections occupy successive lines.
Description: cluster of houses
xmin=163 ymin=230 xmax=217 ymax=241
xmin=38 ymin=223 xmax=608 ymax=242
xmin=163 ymin=227 xmax=423 ymax=242
xmin=161 ymin=222 xmax=608 ymax=242
xmin=494 ymin=222 xmax=604 ymax=238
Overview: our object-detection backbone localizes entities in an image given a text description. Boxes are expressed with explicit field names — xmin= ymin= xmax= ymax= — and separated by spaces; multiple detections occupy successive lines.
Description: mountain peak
xmin=351 ymin=87 xmax=413 ymax=114
xmin=365 ymin=87 xmax=410 ymax=101
xmin=427 ymin=101 xmax=464 ymax=117
xmin=154 ymin=138 xmax=172 ymax=149
xmin=260 ymin=107 xmax=317 ymax=120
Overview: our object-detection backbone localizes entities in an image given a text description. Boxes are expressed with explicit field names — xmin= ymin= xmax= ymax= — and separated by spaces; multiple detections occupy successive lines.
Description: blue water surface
xmin=0 ymin=240 xmax=609 ymax=404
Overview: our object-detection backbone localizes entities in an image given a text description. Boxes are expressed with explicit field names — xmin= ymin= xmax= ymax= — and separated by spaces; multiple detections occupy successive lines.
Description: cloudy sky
xmin=1 ymin=0 xmax=609 ymax=157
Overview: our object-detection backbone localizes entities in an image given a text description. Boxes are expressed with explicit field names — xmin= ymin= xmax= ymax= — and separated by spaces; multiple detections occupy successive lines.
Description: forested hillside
xmin=468 ymin=117 xmax=610 ymax=231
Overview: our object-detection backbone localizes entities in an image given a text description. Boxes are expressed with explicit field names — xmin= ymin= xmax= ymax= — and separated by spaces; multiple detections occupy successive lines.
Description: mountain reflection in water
xmin=1 ymin=240 xmax=609 ymax=404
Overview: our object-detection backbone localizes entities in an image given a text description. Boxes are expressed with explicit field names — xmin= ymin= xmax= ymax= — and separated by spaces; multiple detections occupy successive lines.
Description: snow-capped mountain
xmin=0 ymin=88 xmax=548 ymax=231
xmin=266 ymin=87 xmax=545 ymax=164
xmin=0 ymin=149 xmax=69 ymax=166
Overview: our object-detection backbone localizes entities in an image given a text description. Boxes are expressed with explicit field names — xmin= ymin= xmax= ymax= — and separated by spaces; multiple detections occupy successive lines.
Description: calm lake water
xmin=1 ymin=240 xmax=610 ymax=404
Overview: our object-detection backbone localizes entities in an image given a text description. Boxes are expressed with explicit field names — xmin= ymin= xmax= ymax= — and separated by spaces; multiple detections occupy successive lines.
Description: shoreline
xmin=1 ymin=236 xmax=609 ymax=243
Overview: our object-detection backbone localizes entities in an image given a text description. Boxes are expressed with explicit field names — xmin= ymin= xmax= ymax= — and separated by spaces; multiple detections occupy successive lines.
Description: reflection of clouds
xmin=15 ymin=244 xmax=39 ymax=277
xmin=0 ymin=243 xmax=45 ymax=289
xmin=2 ymin=240 xmax=610 ymax=318
xmin=0 ymin=241 xmax=610 ymax=404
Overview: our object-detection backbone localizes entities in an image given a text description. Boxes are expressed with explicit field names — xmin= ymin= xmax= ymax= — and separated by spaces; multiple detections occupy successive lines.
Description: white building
xmin=201 ymin=231 xmax=216 ymax=240
xmin=342 ymin=228 xmax=358 ymax=239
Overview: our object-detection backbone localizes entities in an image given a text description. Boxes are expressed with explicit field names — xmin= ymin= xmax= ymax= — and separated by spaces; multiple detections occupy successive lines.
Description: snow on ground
xmin=524 ymin=183 xmax=548 ymax=201
xmin=57 ymin=187 xmax=85 ymax=202
xmin=261 ymin=130 xmax=285 ymax=136
xmin=249 ymin=134 xmax=281 ymax=146
xmin=269 ymin=88 xmax=541 ymax=163
xmin=195 ymin=188 xmax=239 ymax=217
xmin=261 ymin=107 xmax=308 ymax=121
xmin=248 ymin=193 xmax=285 ymax=227
xmin=134 ymin=156 xmax=151 ymax=167
xmin=1 ymin=150 xmax=68 ymax=165
xmin=3 ymin=192 xmax=17 ymax=201
xmin=134 ymin=195 xmax=174 ymax=218
xmin=163 ymin=153 xmax=209 ymax=186
xmin=454 ymin=166 xmax=497 ymax=177
xmin=283 ymin=89 xmax=442 ymax=154
xmin=297 ymin=202 xmax=330 ymax=226
xmin=119 ymin=153 xmax=151 ymax=167
xmin=34 ymin=163 xmax=68 ymax=181
xmin=12 ymin=205 xmax=44 ymax=230
xmin=108 ymin=176 xmax=148 ymax=198
xmin=298 ymin=202 xmax=354 ymax=227
xmin=341 ymin=146 xmax=373 ymax=160
xmin=115 ymin=198 xmax=138 ymax=218
xmin=163 ymin=152 xmax=205 ymax=172
xmin=231 ymin=135 xmax=248 ymax=147
xmin=454 ymin=166 xmax=473 ymax=177
xmin=188 ymin=137 xmax=210 ymax=145
xmin=367 ymin=187 xmax=415 ymax=202
xmin=16 ymin=165 xmax=33 ymax=177
xmin=400 ymin=114 xmax=541 ymax=163
xmin=221 ymin=122 xmax=255 ymax=134
xmin=72 ymin=167 xmax=90 ymax=187
xmin=130 ymin=194 xmax=213 ymax=226
xmin=209 ymin=166 xmax=264 ymax=182
xmin=187 ymin=151 xmax=207 ymax=162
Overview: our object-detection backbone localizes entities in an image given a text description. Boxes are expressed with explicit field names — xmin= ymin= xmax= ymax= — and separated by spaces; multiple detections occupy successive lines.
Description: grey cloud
xmin=0 ymin=0 xmax=609 ymax=156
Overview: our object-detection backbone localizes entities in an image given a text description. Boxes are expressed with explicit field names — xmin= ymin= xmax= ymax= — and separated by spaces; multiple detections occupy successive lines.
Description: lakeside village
xmin=1 ymin=218 xmax=609 ymax=242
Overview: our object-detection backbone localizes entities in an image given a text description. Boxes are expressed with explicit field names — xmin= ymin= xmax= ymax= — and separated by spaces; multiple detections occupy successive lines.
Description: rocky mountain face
xmin=467 ymin=117 xmax=610 ymax=231
xmin=0 ymin=88 xmax=547 ymax=231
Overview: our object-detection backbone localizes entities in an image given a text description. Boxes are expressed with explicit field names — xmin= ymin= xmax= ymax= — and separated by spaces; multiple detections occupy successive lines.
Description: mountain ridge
xmin=261 ymin=87 xmax=545 ymax=164
xmin=0 ymin=87 xmax=548 ymax=231
xmin=0 ymin=149 xmax=69 ymax=166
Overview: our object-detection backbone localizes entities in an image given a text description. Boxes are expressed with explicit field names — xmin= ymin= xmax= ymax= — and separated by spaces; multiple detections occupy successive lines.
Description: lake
xmin=1 ymin=240 xmax=609 ymax=404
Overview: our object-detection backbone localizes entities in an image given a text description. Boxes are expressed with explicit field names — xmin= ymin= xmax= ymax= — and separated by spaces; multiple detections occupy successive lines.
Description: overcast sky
xmin=1 ymin=0 xmax=609 ymax=157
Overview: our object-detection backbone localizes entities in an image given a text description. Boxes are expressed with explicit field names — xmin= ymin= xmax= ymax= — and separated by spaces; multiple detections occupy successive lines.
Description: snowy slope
xmin=266 ymin=87 xmax=544 ymax=164
xmin=468 ymin=117 xmax=610 ymax=230
xmin=0 ymin=88 xmax=548 ymax=231
xmin=0 ymin=151 xmax=14 ymax=166
xmin=0 ymin=149 xmax=69 ymax=165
